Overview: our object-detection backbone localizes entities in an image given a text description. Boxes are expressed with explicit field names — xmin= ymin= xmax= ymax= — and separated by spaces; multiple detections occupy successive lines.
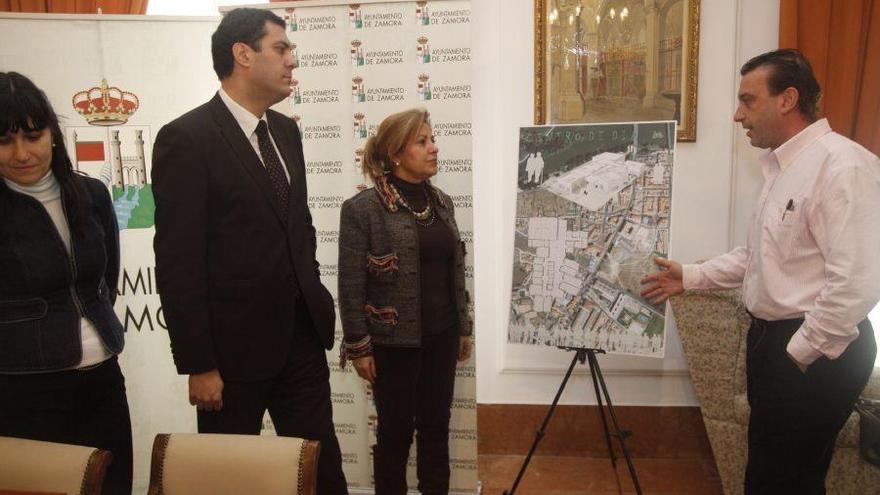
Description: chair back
xmin=147 ymin=433 xmax=319 ymax=495
xmin=0 ymin=436 xmax=112 ymax=495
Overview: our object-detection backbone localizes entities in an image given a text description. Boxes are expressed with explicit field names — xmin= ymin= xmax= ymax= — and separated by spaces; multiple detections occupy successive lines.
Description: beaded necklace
xmin=389 ymin=181 xmax=435 ymax=227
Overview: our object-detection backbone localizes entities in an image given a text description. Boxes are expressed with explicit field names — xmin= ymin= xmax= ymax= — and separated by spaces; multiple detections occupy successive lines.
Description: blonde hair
xmin=362 ymin=108 xmax=431 ymax=184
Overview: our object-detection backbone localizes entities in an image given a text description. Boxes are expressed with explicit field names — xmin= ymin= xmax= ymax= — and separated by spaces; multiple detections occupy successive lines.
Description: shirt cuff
xmin=786 ymin=329 xmax=824 ymax=366
xmin=681 ymin=264 xmax=703 ymax=290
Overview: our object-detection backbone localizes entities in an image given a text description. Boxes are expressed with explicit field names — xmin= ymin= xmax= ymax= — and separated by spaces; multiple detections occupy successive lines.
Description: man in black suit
xmin=152 ymin=8 xmax=348 ymax=494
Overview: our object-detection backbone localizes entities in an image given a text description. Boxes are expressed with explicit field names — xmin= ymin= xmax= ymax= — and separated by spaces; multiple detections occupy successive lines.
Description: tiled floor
xmin=478 ymin=454 xmax=724 ymax=495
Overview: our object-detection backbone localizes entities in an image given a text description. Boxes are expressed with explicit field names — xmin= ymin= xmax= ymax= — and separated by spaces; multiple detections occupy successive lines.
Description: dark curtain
xmin=0 ymin=0 xmax=147 ymax=14
xmin=779 ymin=0 xmax=880 ymax=155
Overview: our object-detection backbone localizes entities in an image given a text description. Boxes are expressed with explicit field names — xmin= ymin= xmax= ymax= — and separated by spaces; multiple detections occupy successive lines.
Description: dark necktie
xmin=255 ymin=120 xmax=290 ymax=212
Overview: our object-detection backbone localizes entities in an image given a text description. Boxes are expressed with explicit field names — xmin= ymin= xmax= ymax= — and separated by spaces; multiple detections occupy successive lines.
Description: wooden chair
xmin=0 ymin=436 xmax=112 ymax=495
xmin=147 ymin=433 xmax=320 ymax=495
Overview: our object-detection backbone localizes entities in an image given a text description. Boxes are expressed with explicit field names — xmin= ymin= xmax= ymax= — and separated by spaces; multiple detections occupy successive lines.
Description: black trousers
xmin=197 ymin=307 xmax=348 ymax=495
xmin=0 ymin=356 xmax=133 ymax=495
xmin=745 ymin=316 xmax=876 ymax=495
xmin=372 ymin=328 xmax=459 ymax=495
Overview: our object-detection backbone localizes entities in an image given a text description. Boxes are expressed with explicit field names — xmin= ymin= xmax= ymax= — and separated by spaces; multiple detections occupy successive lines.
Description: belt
xmin=746 ymin=310 xmax=805 ymax=327
xmin=74 ymin=355 xmax=116 ymax=372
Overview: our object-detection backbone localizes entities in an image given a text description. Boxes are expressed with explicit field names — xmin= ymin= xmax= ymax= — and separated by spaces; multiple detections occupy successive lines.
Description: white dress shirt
xmin=218 ymin=88 xmax=290 ymax=182
xmin=683 ymin=119 xmax=880 ymax=365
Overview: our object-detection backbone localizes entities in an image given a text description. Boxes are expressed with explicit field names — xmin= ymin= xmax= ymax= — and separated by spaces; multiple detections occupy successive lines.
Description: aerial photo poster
xmin=508 ymin=121 xmax=676 ymax=358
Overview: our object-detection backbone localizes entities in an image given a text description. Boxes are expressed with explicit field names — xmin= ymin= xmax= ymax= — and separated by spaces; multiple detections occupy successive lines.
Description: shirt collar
xmin=757 ymin=118 xmax=831 ymax=177
xmin=773 ymin=118 xmax=832 ymax=170
xmin=218 ymin=87 xmax=267 ymax=139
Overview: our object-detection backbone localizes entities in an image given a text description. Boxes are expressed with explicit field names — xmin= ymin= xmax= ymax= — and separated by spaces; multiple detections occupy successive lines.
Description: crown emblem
xmin=72 ymin=79 xmax=139 ymax=126
xmin=349 ymin=3 xmax=361 ymax=8
xmin=351 ymin=40 xmax=362 ymax=48
xmin=354 ymin=112 xmax=365 ymax=121
xmin=418 ymin=74 xmax=430 ymax=82
xmin=291 ymin=79 xmax=300 ymax=87
xmin=352 ymin=76 xmax=363 ymax=84
xmin=417 ymin=36 xmax=429 ymax=44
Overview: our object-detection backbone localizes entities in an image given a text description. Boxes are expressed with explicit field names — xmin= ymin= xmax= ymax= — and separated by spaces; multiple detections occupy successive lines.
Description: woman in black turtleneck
xmin=338 ymin=108 xmax=472 ymax=495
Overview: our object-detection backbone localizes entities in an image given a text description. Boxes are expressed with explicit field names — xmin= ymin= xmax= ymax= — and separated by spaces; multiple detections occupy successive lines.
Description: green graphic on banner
xmin=112 ymin=184 xmax=155 ymax=229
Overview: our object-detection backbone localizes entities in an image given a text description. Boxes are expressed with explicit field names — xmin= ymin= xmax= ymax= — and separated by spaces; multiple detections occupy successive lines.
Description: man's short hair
xmin=740 ymin=48 xmax=822 ymax=121
xmin=211 ymin=8 xmax=286 ymax=80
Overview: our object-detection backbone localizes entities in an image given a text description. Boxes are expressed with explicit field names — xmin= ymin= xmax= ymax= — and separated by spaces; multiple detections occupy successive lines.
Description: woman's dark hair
xmin=740 ymin=48 xmax=821 ymax=121
xmin=212 ymin=8 xmax=286 ymax=80
xmin=0 ymin=71 xmax=90 ymax=235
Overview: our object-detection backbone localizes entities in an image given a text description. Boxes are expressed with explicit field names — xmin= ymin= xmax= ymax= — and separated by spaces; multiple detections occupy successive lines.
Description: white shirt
xmin=218 ymin=88 xmax=291 ymax=182
xmin=3 ymin=172 xmax=112 ymax=369
xmin=683 ymin=119 xmax=880 ymax=365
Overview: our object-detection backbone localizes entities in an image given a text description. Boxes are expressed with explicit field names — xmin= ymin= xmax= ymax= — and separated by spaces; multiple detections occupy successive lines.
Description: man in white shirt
xmin=641 ymin=49 xmax=880 ymax=494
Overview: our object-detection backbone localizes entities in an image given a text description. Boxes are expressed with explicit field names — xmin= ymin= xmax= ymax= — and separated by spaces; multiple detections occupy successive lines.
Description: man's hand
xmin=787 ymin=352 xmax=809 ymax=374
xmin=189 ymin=369 xmax=224 ymax=411
xmin=353 ymin=356 xmax=377 ymax=384
xmin=640 ymin=258 xmax=685 ymax=305
xmin=458 ymin=336 xmax=473 ymax=362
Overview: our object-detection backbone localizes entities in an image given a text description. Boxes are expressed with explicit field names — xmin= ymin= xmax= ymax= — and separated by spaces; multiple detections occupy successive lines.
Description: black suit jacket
xmin=152 ymin=93 xmax=335 ymax=381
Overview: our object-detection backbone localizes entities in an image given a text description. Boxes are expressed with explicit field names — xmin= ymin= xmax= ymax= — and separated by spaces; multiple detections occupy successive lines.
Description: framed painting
xmin=534 ymin=0 xmax=700 ymax=141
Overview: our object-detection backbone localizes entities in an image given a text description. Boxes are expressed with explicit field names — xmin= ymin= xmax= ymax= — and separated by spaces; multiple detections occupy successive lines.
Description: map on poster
xmin=508 ymin=121 xmax=676 ymax=358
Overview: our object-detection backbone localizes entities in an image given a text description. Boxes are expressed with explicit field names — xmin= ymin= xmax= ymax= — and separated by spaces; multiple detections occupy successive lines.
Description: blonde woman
xmin=338 ymin=108 xmax=472 ymax=495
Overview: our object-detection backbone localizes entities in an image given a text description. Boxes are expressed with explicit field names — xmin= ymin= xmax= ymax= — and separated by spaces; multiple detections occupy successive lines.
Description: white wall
xmin=146 ymin=0 xmax=265 ymax=16
xmin=472 ymin=0 xmax=780 ymax=406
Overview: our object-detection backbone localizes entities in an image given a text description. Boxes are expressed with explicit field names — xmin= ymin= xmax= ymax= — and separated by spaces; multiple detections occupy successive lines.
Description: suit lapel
xmin=209 ymin=95 xmax=287 ymax=226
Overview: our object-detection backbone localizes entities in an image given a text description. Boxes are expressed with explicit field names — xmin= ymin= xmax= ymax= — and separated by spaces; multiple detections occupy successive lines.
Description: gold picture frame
xmin=535 ymin=0 xmax=701 ymax=141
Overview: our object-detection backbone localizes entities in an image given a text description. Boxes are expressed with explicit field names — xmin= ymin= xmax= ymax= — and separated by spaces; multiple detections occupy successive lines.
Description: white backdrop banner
xmin=261 ymin=1 xmax=476 ymax=492
xmin=0 ymin=1 xmax=474 ymax=493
